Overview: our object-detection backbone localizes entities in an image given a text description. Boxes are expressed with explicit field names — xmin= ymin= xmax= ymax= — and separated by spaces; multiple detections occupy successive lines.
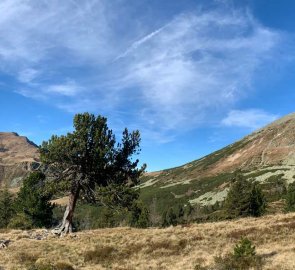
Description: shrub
xmin=233 ymin=237 xmax=256 ymax=258
xmin=8 ymin=213 xmax=33 ymax=230
xmin=213 ymin=238 xmax=264 ymax=270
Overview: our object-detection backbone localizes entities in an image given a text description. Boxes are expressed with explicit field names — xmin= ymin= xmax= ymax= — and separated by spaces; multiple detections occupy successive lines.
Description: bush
xmin=214 ymin=238 xmax=263 ymax=270
xmin=8 ymin=213 xmax=33 ymax=230
xmin=233 ymin=237 xmax=256 ymax=257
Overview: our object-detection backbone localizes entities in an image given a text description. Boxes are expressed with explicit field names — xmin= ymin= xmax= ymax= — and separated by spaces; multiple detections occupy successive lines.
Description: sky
xmin=0 ymin=0 xmax=295 ymax=172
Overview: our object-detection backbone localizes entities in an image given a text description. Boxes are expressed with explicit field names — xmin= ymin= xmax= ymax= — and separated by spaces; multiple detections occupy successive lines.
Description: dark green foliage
xmin=285 ymin=182 xmax=295 ymax=212
xmin=225 ymin=173 xmax=266 ymax=218
xmin=129 ymin=201 xmax=150 ymax=228
xmin=233 ymin=238 xmax=256 ymax=258
xmin=162 ymin=204 xmax=185 ymax=227
xmin=40 ymin=113 xmax=145 ymax=230
xmin=162 ymin=207 xmax=177 ymax=227
xmin=40 ymin=113 xmax=145 ymax=202
xmin=0 ymin=188 xmax=15 ymax=228
xmin=140 ymin=173 xmax=232 ymax=224
xmin=8 ymin=213 xmax=33 ymax=230
xmin=249 ymin=183 xmax=266 ymax=217
xmin=213 ymin=238 xmax=263 ymax=270
xmin=260 ymin=174 xmax=287 ymax=202
xmin=184 ymin=202 xmax=193 ymax=221
xmin=13 ymin=172 xmax=54 ymax=228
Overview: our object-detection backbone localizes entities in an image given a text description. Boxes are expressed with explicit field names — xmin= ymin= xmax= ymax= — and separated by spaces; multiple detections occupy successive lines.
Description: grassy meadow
xmin=0 ymin=212 xmax=295 ymax=270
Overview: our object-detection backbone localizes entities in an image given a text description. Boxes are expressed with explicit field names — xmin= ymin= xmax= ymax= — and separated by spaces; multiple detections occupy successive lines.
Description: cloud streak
xmin=0 ymin=1 xmax=290 ymax=142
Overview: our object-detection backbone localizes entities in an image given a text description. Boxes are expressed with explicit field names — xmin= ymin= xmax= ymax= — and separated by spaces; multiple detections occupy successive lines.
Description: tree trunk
xmin=52 ymin=185 xmax=80 ymax=236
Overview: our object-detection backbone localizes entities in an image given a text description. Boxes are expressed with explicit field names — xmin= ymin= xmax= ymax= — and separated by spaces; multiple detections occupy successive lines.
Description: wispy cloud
xmin=44 ymin=80 xmax=84 ymax=97
xmin=114 ymin=23 xmax=170 ymax=61
xmin=0 ymin=1 xmax=290 ymax=142
xmin=221 ymin=109 xmax=279 ymax=129
xmin=113 ymin=10 xmax=284 ymax=132
xmin=18 ymin=68 xmax=40 ymax=83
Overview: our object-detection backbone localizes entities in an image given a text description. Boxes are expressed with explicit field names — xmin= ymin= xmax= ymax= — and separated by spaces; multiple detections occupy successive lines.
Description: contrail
xmin=114 ymin=23 xmax=170 ymax=61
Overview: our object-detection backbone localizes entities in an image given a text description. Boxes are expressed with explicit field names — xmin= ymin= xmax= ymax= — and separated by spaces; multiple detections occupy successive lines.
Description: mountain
xmin=0 ymin=132 xmax=40 ymax=187
xmin=139 ymin=112 xmax=295 ymax=211
xmin=2 ymin=112 xmax=295 ymax=210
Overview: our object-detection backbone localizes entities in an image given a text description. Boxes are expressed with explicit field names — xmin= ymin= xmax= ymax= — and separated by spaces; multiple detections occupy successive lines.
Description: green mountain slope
xmin=139 ymin=112 xmax=295 ymax=213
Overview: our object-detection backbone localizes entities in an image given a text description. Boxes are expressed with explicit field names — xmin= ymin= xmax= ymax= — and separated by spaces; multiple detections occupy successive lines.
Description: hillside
xmin=0 ymin=212 xmax=295 ymax=269
xmin=139 ymin=112 xmax=295 ymax=213
xmin=2 ymin=112 xmax=295 ymax=219
xmin=0 ymin=132 xmax=40 ymax=187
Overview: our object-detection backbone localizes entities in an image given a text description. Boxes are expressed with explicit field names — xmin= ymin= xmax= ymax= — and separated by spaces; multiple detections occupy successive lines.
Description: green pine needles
xmin=225 ymin=172 xmax=266 ymax=218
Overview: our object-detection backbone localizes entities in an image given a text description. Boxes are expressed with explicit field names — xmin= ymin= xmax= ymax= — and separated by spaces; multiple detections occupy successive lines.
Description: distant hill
xmin=0 ymin=132 xmax=40 ymax=187
xmin=139 ymin=112 xmax=295 ymax=212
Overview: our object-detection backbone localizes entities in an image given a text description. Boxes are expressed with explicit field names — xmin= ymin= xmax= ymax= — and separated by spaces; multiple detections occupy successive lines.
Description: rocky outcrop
xmin=0 ymin=132 xmax=40 ymax=187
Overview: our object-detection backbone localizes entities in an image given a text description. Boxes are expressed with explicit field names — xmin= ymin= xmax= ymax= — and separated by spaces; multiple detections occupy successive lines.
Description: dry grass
xmin=0 ymin=213 xmax=295 ymax=269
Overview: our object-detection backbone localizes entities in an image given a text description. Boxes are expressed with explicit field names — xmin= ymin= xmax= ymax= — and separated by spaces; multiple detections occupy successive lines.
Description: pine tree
xmin=129 ymin=201 xmax=150 ymax=228
xmin=0 ymin=188 xmax=15 ymax=228
xmin=162 ymin=207 xmax=178 ymax=227
xmin=40 ymin=113 xmax=145 ymax=234
xmin=249 ymin=183 xmax=266 ymax=217
xmin=13 ymin=172 xmax=54 ymax=228
xmin=225 ymin=173 xmax=266 ymax=218
xmin=285 ymin=182 xmax=295 ymax=212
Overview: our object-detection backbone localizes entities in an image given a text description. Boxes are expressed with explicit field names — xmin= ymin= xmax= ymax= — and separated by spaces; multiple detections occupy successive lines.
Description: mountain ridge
xmin=0 ymin=132 xmax=40 ymax=187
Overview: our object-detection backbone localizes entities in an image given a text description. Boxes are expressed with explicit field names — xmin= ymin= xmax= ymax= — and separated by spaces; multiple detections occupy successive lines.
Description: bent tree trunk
xmin=53 ymin=185 xmax=80 ymax=236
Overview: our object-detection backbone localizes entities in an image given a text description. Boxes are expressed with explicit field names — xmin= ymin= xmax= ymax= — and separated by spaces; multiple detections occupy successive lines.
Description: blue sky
xmin=0 ymin=0 xmax=295 ymax=171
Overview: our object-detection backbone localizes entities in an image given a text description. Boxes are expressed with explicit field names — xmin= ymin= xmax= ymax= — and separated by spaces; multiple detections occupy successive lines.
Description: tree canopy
xmin=13 ymin=172 xmax=54 ymax=228
xmin=40 ymin=113 xmax=145 ymax=234
xmin=225 ymin=172 xmax=266 ymax=218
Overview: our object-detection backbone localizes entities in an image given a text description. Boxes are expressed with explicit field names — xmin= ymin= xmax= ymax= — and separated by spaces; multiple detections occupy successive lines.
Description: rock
xmin=0 ymin=240 xmax=10 ymax=249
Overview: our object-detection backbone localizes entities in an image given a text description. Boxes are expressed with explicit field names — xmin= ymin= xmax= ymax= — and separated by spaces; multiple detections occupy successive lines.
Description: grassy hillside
xmin=139 ymin=113 xmax=295 ymax=215
xmin=1 ymin=212 xmax=295 ymax=269
xmin=139 ymin=166 xmax=292 ymax=217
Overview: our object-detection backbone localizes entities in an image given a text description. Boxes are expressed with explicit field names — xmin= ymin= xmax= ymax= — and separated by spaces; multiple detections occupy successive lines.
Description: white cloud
xmin=221 ymin=109 xmax=279 ymax=129
xmin=18 ymin=68 xmax=40 ymax=83
xmin=0 ymin=0 xmax=117 ymax=65
xmin=0 ymin=1 xmax=290 ymax=142
xmin=113 ymin=10 xmax=283 ymax=132
xmin=44 ymin=80 xmax=84 ymax=97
